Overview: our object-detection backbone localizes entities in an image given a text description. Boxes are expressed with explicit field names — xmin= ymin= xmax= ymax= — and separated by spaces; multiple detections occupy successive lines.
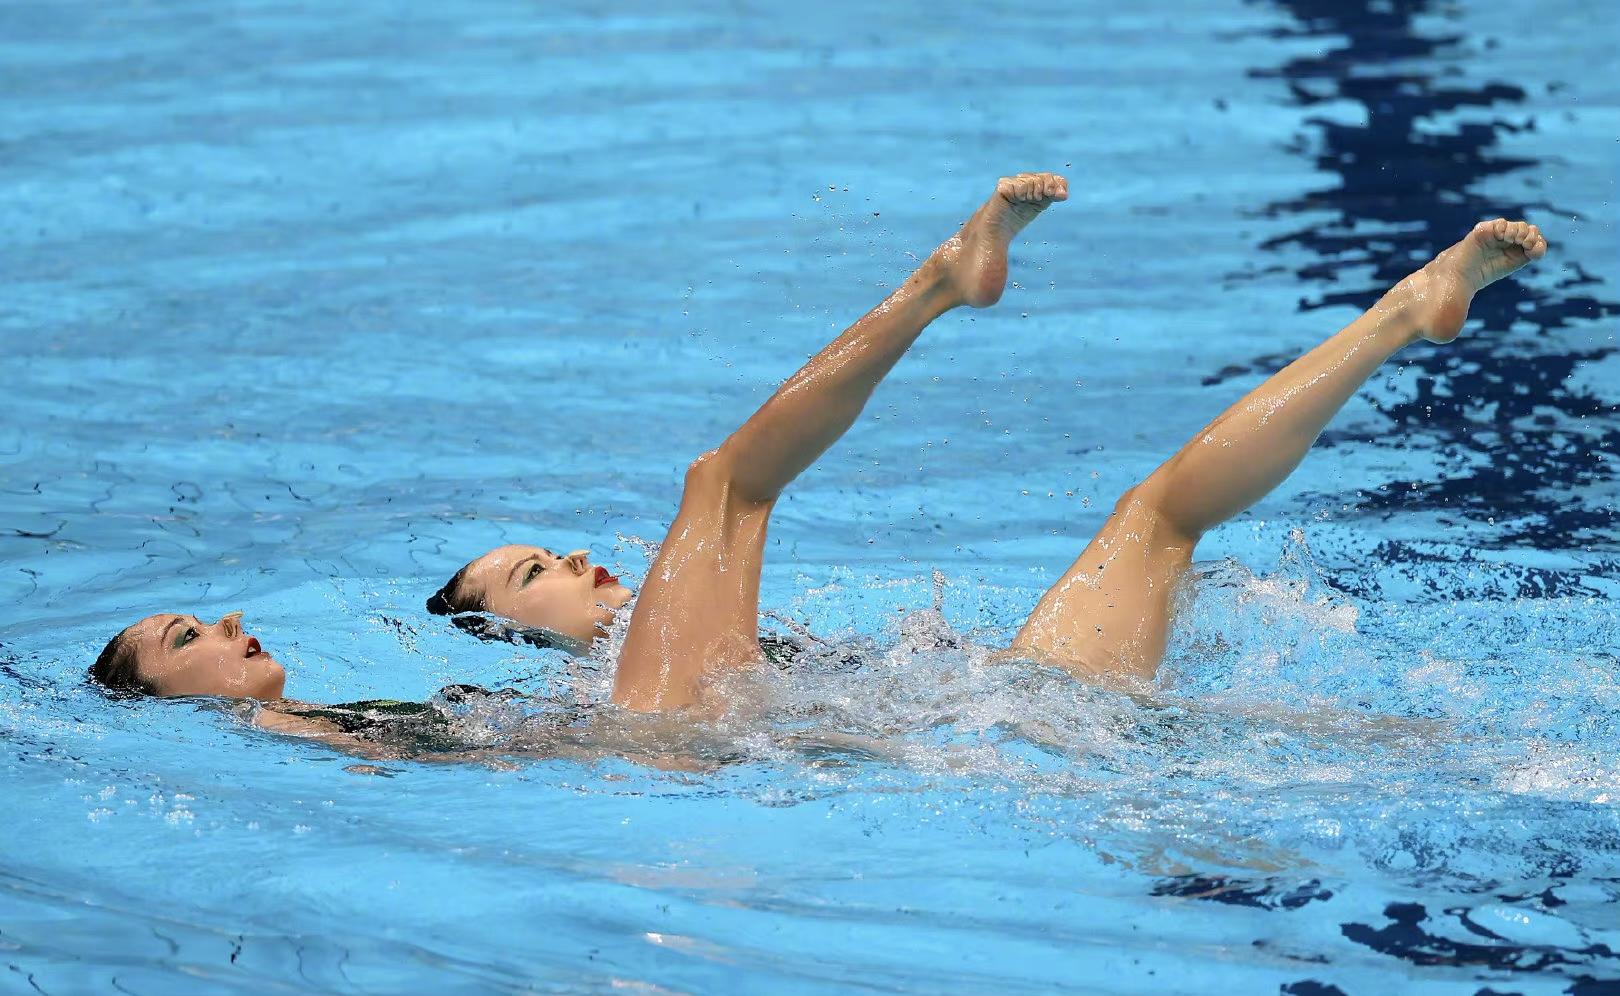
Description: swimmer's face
xmin=121 ymin=612 xmax=286 ymax=699
xmin=455 ymin=545 xmax=634 ymax=646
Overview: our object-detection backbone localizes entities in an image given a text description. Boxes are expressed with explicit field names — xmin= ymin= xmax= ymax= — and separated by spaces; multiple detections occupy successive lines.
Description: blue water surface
xmin=3 ymin=0 xmax=1618 ymax=992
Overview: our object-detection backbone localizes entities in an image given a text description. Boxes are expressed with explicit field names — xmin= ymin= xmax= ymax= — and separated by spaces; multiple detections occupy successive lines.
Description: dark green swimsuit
xmin=284 ymin=683 xmax=521 ymax=753
xmin=281 ymin=634 xmax=856 ymax=751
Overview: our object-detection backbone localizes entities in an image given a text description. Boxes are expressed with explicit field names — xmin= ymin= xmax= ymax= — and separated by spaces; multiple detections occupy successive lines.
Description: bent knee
xmin=1113 ymin=482 xmax=1200 ymax=549
xmin=686 ymin=448 xmax=723 ymax=483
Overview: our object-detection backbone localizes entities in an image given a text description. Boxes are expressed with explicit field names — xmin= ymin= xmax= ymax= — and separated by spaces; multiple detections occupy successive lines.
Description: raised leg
xmin=1011 ymin=219 xmax=1549 ymax=680
xmin=613 ymin=174 xmax=1068 ymax=711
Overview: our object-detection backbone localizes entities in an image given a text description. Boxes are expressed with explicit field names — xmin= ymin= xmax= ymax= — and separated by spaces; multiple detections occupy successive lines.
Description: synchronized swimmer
xmin=89 ymin=172 xmax=1549 ymax=752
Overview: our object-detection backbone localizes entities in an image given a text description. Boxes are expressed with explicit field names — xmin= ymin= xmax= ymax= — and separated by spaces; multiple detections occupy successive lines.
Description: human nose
xmin=564 ymin=550 xmax=590 ymax=575
xmin=220 ymin=611 xmax=244 ymax=639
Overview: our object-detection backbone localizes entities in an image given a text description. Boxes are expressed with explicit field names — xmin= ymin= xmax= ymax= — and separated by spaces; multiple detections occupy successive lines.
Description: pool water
xmin=3 ymin=0 xmax=1618 ymax=992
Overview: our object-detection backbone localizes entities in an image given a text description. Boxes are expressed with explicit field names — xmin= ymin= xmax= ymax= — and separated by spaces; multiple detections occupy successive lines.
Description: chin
xmin=259 ymin=661 xmax=287 ymax=699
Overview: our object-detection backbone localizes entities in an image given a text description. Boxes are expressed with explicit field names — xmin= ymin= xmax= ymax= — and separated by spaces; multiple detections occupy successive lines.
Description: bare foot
xmin=933 ymin=172 xmax=1068 ymax=308
xmin=1400 ymin=218 xmax=1548 ymax=344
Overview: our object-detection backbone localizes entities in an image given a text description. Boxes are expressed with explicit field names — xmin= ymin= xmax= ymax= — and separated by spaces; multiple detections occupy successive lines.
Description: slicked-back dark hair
xmin=89 ymin=626 xmax=155 ymax=696
xmin=427 ymin=563 xmax=569 ymax=651
xmin=426 ymin=564 xmax=482 ymax=617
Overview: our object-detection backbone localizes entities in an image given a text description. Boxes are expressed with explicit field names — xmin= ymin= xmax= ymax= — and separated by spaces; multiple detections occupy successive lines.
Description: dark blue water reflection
xmin=1229 ymin=0 xmax=1618 ymax=557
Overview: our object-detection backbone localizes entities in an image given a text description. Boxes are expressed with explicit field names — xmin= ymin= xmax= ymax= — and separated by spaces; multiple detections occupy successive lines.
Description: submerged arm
xmin=254 ymin=707 xmax=396 ymax=760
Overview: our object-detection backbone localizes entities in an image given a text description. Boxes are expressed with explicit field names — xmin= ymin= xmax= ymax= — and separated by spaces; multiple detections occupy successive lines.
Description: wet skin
xmin=105 ymin=175 xmax=1547 ymax=738
xmin=119 ymin=611 xmax=285 ymax=699
xmin=593 ymin=173 xmax=1073 ymax=712
xmin=110 ymin=547 xmax=632 ymax=702
xmin=448 ymin=544 xmax=634 ymax=646
xmin=111 ymin=175 xmax=1064 ymax=717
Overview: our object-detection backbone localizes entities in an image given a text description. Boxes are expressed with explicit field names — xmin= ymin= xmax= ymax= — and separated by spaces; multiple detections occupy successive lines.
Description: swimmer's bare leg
xmin=613 ymin=174 xmax=1068 ymax=711
xmin=713 ymin=171 xmax=1070 ymax=499
xmin=1012 ymin=219 xmax=1549 ymax=681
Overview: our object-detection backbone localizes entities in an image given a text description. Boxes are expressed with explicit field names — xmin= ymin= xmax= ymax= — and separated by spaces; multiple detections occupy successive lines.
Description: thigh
xmin=1010 ymin=490 xmax=1195 ymax=681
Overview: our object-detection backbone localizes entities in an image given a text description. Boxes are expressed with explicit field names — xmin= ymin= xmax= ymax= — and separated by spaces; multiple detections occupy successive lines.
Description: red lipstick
xmin=593 ymin=566 xmax=619 ymax=588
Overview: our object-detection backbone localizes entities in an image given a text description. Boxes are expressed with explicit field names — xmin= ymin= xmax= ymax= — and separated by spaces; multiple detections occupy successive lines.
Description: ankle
xmin=912 ymin=251 xmax=966 ymax=310
xmin=1374 ymin=272 xmax=1428 ymax=349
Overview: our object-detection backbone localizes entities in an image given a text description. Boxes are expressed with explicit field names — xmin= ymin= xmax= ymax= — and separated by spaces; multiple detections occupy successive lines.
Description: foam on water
xmin=24 ymin=531 xmax=1619 ymax=875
